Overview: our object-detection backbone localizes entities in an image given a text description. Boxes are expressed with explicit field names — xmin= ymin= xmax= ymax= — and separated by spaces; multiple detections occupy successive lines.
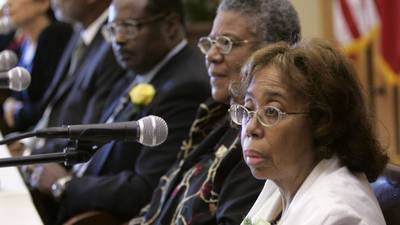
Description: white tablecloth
xmin=0 ymin=144 xmax=43 ymax=225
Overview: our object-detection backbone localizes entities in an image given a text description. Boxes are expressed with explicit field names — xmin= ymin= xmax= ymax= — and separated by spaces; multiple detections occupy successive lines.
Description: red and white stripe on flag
xmin=333 ymin=0 xmax=400 ymax=84
xmin=333 ymin=0 xmax=380 ymax=54
xmin=375 ymin=0 xmax=400 ymax=83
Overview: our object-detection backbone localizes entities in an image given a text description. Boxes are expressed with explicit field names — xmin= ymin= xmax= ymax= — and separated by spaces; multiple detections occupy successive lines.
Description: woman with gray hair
xmin=127 ymin=0 xmax=301 ymax=225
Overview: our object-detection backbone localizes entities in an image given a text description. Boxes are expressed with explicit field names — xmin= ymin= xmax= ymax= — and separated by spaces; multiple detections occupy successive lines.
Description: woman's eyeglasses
xmin=197 ymin=35 xmax=250 ymax=55
xmin=229 ymin=104 xmax=308 ymax=128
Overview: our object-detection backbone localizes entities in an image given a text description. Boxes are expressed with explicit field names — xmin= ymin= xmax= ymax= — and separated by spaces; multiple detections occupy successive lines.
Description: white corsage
xmin=243 ymin=218 xmax=271 ymax=225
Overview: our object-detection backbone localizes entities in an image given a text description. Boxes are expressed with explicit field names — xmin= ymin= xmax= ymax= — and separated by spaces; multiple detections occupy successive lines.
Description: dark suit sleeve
xmin=59 ymin=79 xmax=210 ymax=222
xmin=216 ymin=160 xmax=264 ymax=225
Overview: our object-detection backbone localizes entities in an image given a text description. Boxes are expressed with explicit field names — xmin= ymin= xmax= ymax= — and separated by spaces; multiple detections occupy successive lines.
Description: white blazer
xmin=242 ymin=156 xmax=386 ymax=225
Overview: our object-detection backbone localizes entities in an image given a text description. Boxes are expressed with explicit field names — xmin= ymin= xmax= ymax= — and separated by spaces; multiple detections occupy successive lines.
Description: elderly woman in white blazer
xmin=229 ymin=39 xmax=388 ymax=225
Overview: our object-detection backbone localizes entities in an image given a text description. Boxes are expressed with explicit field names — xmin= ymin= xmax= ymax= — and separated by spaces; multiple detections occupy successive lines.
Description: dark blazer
xmin=58 ymin=45 xmax=211 ymax=223
xmin=33 ymin=26 xmax=125 ymax=154
xmin=13 ymin=22 xmax=73 ymax=131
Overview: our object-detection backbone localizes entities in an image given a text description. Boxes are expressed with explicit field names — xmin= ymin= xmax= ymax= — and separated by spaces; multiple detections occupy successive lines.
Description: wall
xmin=291 ymin=0 xmax=399 ymax=164
xmin=291 ymin=0 xmax=324 ymax=39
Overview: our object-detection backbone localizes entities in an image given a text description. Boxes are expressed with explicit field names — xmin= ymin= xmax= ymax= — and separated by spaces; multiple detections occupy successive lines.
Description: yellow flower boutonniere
xmin=129 ymin=83 xmax=156 ymax=106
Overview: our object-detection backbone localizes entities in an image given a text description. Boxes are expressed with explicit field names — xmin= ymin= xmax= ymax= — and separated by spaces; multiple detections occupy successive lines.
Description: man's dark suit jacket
xmin=33 ymin=27 xmax=125 ymax=154
xmin=13 ymin=22 xmax=73 ymax=131
xmin=57 ymin=45 xmax=211 ymax=222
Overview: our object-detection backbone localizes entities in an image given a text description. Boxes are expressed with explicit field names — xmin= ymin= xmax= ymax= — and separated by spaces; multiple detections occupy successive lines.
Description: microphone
xmin=0 ymin=67 xmax=31 ymax=91
xmin=0 ymin=50 xmax=18 ymax=72
xmin=34 ymin=115 xmax=168 ymax=147
xmin=0 ymin=16 xmax=14 ymax=35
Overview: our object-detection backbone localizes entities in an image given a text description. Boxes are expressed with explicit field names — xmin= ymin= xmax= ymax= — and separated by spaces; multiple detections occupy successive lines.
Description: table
xmin=0 ymin=145 xmax=43 ymax=225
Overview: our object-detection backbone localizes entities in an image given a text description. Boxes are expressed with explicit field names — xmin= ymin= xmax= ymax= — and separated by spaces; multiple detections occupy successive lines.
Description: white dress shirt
xmin=243 ymin=156 xmax=386 ymax=225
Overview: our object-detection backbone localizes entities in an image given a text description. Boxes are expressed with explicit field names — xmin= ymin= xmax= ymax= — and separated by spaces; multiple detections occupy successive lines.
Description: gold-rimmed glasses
xmin=197 ymin=35 xmax=251 ymax=55
xmin=229 ymin=104 xmax=308 ymax=128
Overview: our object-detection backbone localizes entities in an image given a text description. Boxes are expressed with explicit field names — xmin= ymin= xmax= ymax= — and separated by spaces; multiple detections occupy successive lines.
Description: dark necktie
xmin=77 ymin=78 xmax=138 ymax=176
xmin=67 ymin=37 xmax=87 ymax=76
xmin=105 ymin=79 xmax=139 ymax=123
xmin=34 ymin=36 xmax=87 ymax=130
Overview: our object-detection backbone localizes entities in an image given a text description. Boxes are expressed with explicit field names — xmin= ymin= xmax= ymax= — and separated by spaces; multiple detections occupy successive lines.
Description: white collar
xmin=79 ymin=10 xmax=109 ymax=45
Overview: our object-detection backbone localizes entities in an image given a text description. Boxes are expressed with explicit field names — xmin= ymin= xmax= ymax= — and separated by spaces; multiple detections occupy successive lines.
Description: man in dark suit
xmin=31 ymin=0 xmax=210 ymax=224
xmin=20 ymin=0 xmax=124 ymax=223
xmin=23 ymin=0 xmax=125 ymax=155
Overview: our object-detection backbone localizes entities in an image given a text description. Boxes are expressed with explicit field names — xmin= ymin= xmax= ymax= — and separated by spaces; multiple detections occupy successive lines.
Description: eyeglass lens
xmin=198 ymin=36 xmax=232 ymax=55
xmin=230 ymin=105 xmax=281 ymax=127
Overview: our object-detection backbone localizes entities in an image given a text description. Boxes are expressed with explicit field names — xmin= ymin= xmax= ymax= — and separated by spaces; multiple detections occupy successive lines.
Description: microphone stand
xmin=0 ymin=139 xmax=101 ymax=167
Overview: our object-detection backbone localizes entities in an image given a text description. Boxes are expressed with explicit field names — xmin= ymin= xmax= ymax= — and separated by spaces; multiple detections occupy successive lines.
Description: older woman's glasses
xmin=197 ymin=35 xmax=250 ymax=55
xmin=229 ymin=104 xmax=308 ymax=128
xmin=102 ymin=14 xmax=165 ymax=42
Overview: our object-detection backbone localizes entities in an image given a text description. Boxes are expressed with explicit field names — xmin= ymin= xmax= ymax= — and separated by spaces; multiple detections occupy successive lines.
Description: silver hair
xmin=218 ymin=0 xmax=301 ymax=44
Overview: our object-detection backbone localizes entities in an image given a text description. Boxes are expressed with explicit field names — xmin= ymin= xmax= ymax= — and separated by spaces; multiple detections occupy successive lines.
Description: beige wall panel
xmin=291 ymin=0 xmax=324 ymax=38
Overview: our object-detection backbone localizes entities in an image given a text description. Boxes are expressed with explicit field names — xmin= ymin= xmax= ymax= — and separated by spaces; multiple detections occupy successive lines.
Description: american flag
xmin=333 ymin=0 xmax=400 ymax=84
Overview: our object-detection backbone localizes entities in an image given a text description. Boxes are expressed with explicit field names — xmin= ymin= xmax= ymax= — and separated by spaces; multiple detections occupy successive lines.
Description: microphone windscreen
xmin=0 ymin=50 xmax=18 ymax=71
xmin=8 ymin=67 xmax=31 ymax=91
xmin=0 ymin=17 xmax=14 ymax=35
xmin=138 ymin=115 xmax=168 ymax=147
